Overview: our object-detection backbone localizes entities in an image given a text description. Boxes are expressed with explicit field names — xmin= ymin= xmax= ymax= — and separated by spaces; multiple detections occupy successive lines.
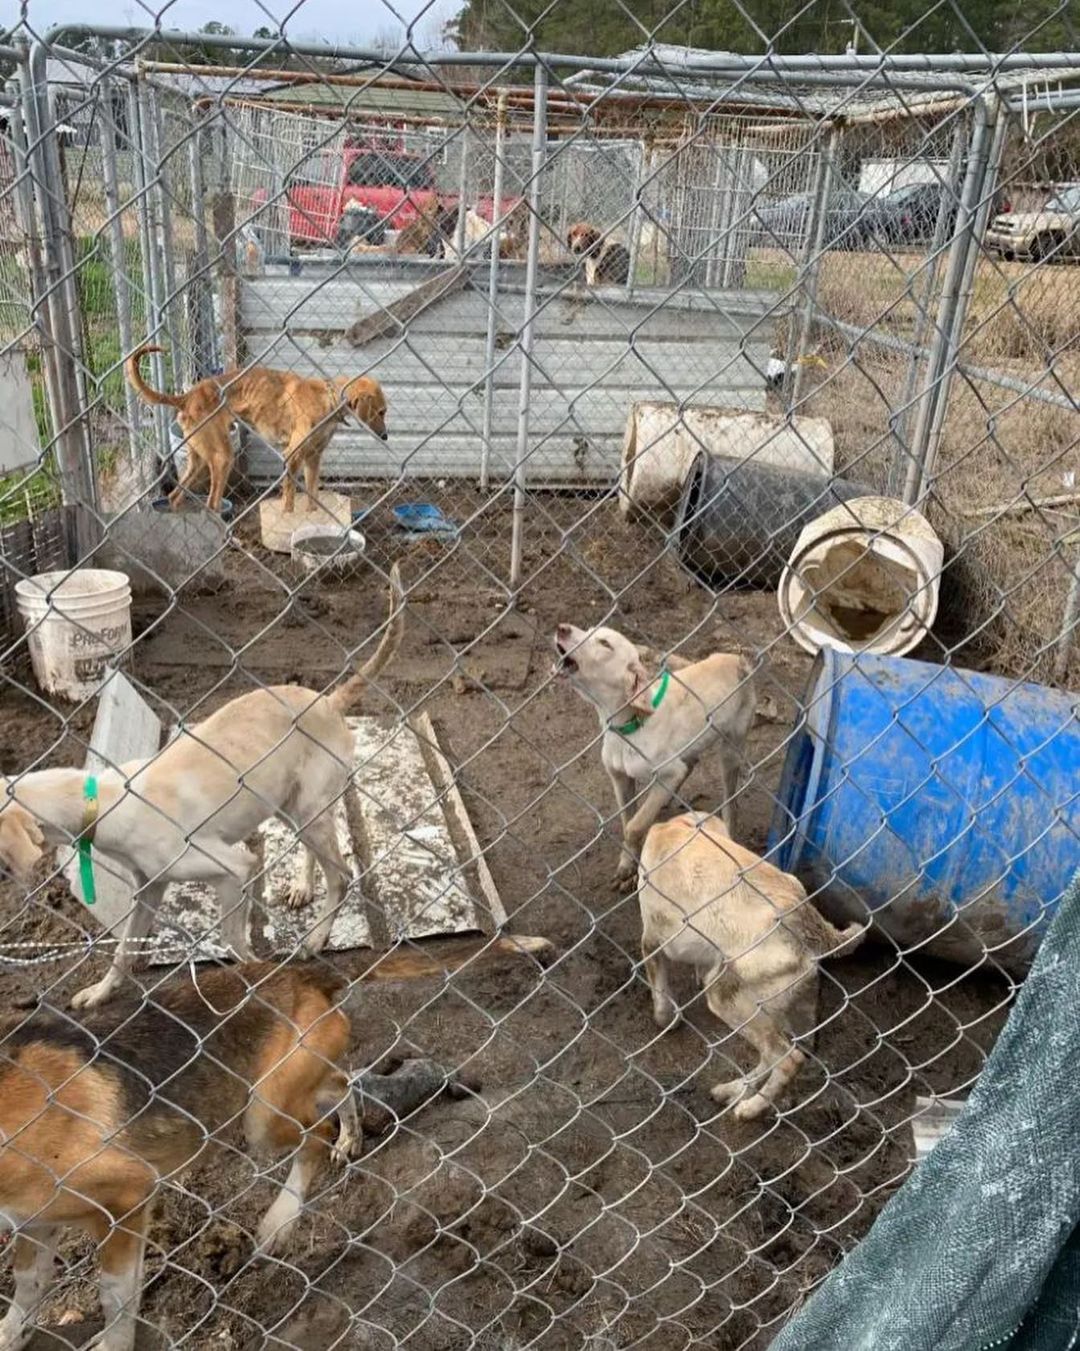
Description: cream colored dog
xmin=639 ymin=812 xmax=865 ymax=1120
xmin=0 ymin=566 xmax=404 ymax=1009
xmin=553 ymin=623 xmax=755 ymax=889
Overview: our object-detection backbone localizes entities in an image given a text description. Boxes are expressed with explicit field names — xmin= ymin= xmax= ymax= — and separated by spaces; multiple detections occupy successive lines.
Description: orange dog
xmin=127 ymin=345 xmax=389 ymax=514
xmin=0 ymin=961 xmax=358 ymax=1351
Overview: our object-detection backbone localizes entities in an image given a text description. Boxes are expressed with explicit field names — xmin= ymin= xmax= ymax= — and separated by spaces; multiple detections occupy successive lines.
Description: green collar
xmin=78 ymin=775 xmax=98 ymax=906
xmin=612 ymin=669 xmax=671 ymax=737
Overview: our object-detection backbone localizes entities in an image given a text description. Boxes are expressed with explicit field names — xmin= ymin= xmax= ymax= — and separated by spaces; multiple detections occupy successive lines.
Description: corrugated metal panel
xmin=240 ymin=267 xmax=776 ymax=484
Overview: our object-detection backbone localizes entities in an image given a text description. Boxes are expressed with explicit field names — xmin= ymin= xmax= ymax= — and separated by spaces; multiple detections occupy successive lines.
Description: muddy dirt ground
xmin=0 ymin=488 xmax=1013 ymax=1349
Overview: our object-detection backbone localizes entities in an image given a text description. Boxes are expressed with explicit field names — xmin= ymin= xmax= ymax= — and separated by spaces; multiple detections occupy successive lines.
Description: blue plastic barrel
xmin=768 ymin=649 xmax=1080 ymax=970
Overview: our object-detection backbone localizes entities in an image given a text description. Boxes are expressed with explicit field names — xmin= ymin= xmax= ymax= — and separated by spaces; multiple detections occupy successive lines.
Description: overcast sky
xmin=23 ymin=0 xmax=460 ymax=49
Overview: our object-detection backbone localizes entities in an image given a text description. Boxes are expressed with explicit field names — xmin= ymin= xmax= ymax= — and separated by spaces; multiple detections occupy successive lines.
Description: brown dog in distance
xmin=0 ymin=961 xmax=358 ymax=1351
xmin=127 ymin=345 xmax=388 ymax=514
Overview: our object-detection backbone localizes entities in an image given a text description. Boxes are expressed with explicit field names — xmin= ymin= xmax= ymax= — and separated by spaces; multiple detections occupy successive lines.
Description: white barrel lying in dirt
xmin=620 ymin=402 xmax=835 ymax=522
xmin=777 ymin=497 xmax=943 ymax=658
xmin=15 ymin=569 xmax=132 ymax=701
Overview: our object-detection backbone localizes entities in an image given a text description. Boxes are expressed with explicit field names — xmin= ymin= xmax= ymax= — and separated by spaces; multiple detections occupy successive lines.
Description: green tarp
xmin=771 ymin=869 xmax=1080 ymax=1351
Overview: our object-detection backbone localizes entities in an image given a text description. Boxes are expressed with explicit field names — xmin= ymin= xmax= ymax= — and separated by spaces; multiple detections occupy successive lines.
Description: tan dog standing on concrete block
xmin=127 ymin=345 xmax=388 ymax=514
xmin=0 ymin=567 xmax=404 ymax=1008
xmin=553 ymin=623 xmax=755 ymax=889
xmin=639 ymin=812 xmax=865 ymax=1120
xmin=0 ymin=961 xmax=358 ymax=1351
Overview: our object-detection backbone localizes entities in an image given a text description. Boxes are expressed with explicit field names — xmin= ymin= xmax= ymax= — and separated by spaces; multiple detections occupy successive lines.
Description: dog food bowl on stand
xmin=290 ymin=523 xmax=367 ymax=579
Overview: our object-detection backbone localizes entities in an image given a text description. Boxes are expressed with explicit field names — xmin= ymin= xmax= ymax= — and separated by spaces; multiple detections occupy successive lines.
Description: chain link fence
xmin=0 ymin=19 xmax=1077 ymax=1351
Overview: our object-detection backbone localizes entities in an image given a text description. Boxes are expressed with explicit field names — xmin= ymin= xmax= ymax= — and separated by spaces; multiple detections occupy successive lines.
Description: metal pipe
xmin=1055 ymin=543 xmax=1080 ymax=683
xmin=889 ymin=120 xmax=968 ymax=496
xmin=625 ymin=140 xmax=648 ymax=288
xmin=509 ymin=65 xmax=548 ymax=591
xmin=22 ymin=43 xmax=99 ymax=545
xmin=903 ymin=97 xmax=993 ymax=505
xmin=821 ymin=313 xmax=1080 ymax=413
xmin=918 ymin=100 xmax=1010 ymax=497
xmin=40 ymin=25 xmax=1080 ymax=73
xmin=6 ymin=75 xmax=64 ymax=453
xmin=146 ymin=83 xmax=184 ymax=383
xmin=97 ymin=76 xmax=144 ymax=480
xmin=782 ymin=126 xmax=835 ymax=409
xmin=453 ymin=121 xmax=470 ymax=259
xmin=480 ymin=91 xmax=509 ymax=493
xmin=129 ymin=79 xmax=170 ymax=463
xmin=187 ymin=112 xmax=216 ymax=377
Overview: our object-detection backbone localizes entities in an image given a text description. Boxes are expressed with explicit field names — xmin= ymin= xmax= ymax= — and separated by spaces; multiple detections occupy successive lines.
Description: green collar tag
xmin=78 ymin=775 xmax=98 ymax=906
xmin=612 ymin=668 xmax=671 ymax=738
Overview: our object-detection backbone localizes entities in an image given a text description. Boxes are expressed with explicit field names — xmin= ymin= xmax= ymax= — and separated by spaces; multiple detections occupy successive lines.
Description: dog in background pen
xmin=126 ymin=346 xmax=388 ymax=515
xmin=566 ymin=221 xmax=631 ymax=285
xmin=0 ymin=961 xmax=358 ymax=1351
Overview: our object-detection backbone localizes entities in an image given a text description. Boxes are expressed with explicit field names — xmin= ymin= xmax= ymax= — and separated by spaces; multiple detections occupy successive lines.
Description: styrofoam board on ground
xmin=67 ymin=714 xmax=492 ymax=965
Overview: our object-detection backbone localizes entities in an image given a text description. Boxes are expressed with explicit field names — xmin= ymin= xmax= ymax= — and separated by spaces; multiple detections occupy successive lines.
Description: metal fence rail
xmin=0 ymin=18 xmax=1077 ymax=1351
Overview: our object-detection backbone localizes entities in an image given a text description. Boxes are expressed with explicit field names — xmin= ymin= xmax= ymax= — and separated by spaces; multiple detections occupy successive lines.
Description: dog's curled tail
xmin=808 ymin=912 xmax=868 ymax=960
xmin=126 ymin=343 xmax=184 ymax=407
xmin=330 ymin=563 xmax=405 ymax=713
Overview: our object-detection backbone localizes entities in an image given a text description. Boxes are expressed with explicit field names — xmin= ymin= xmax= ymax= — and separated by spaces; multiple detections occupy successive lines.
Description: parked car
xmin=748 ymin=184 xmax=869 ymax=253
xmin=851 ymin=180 xmax=1012 ymax=248
xmin=985 ymin=185 xmax=1080 ymax=262
xmin=253 ymin=143 xmax=518 ymax=250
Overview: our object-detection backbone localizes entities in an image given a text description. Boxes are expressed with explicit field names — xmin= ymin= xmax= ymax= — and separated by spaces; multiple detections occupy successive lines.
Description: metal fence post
xmin=786 ymin=123 xmax=839 ymax=411
xmin=903 ymin=97 xmax=994 ymax=505
xmin=918 ymin=100 xmax=1009 ymax=496
xmin=20 ymin=41 xmax=99 ymax=552
xmin=1055 ymin=537 xmax=1080 ymax=684
xmin=129 ymin=75 xmax=170 ymax=464
xmin=509 ymin=64 xmax=548 ymax=591
xmin=454 ymin=120 xmax=471 ymax=257
xmin=148 ymin=89 xmax=184 ymax=385
xmin=480 ymin=90 xmax=508 ymax=493
xmin=97 ymin=75 xmax=144 ymax=480
xmin=888 ymin=120 xmax=967 ymax=497
xmin=187 ymin=111 xmax=216 ymax=379
xmin=6 ymin=75 xmax=63 ymax=449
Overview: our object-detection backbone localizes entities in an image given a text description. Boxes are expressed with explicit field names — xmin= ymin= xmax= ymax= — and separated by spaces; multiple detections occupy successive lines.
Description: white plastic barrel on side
xmin=777 ymin=497 xmax=944 ymax=658
xmin=15 ymin=569 xmax=133 ymax=702
xmin=620 ymin=402 xmax=836 ymax=522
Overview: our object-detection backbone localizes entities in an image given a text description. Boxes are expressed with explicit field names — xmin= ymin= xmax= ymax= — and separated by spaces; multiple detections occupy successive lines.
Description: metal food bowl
xmin=290 ymin=524 xmax=367 ymax=579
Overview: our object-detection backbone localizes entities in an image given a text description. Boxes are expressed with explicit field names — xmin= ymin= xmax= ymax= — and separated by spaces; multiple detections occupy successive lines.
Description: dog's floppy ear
xmin=0 ymin=804 xmax=44 ymax=880
xmin=624 ymin=653 xmax=655 ymax=715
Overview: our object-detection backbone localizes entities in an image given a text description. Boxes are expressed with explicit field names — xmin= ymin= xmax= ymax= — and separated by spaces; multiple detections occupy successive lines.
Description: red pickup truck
xmin=255 ymin=144 xmax=517 ymax=249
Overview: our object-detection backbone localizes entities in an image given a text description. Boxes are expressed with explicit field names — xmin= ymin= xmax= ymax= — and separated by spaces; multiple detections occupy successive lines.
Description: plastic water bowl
xmin=290 ymin=524 xmax=367 ymax=578
xmin=152 ymin=496 xmax=234 ymax=522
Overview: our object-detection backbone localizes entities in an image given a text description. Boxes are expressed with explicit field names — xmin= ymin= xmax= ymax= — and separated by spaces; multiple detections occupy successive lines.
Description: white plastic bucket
xmin=778 ymin=497 xmax=943 ymax=658
xmin=15 ymin=569 xmax=133 ymax=702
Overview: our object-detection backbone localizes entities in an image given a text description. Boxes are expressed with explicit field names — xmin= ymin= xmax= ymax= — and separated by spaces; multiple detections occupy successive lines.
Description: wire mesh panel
xmin=0 ymin=16 xmax=1078 ymax=1351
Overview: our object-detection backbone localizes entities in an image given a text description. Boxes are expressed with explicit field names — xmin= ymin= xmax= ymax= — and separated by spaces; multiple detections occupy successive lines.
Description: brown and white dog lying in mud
xmin=0 ymin=567 xmax=404 ymax=1009
xmin=566 ymin=221 xmax=631 ymax=285
xmin=0 ymin=962 xmax=358 ymax=1351
xmin=639 ymin=812 xmax=865 ymax=1121
xmin=127 ymin=345 xmax=389 ymax=514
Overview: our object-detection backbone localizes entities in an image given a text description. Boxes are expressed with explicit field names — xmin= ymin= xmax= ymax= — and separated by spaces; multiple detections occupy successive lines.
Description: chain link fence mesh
xmin=0 ymin=17 xmax=1077 ymax=1351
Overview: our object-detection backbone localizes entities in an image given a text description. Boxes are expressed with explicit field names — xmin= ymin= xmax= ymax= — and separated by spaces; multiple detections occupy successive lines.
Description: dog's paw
xmin=710 ymin=1078 xmax=748 ymax=1106
xmin=612 ymin=871 xmax=638 ymax=895
xmin=280 ymin=880 xmax=315 ymax=910
xmin=732 ymin=1093 xmax=772 ymax=1123
xmin=71 ymin=981 xmax=115 ymax=1011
